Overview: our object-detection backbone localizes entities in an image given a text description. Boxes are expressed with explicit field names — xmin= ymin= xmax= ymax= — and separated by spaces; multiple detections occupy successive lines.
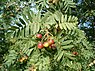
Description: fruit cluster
xmin=19 ymin=56 xmax=28 ymax=63
xmin=36 ymin=34 xmax=56 ymax=49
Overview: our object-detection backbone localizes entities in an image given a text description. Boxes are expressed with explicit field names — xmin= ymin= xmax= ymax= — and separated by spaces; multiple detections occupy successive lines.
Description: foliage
xmin=0 ymin=0 xmax=32 ymax=65
xmin=75 ymin=0 xmax=95 ymax=40
xmin=0 ymin=0 xmax=95 ymax=71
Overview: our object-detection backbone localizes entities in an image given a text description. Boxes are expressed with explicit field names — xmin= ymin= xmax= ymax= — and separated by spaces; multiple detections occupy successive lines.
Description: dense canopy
xmin=0 ymin=0 xmax=95 ymax=71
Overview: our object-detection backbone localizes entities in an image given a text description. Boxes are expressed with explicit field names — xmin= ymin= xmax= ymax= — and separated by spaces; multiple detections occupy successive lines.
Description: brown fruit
xmin=73 ymin=52 xmax=78 ymax=55
xmin=50 ymin=44 xmax=56 ymax=49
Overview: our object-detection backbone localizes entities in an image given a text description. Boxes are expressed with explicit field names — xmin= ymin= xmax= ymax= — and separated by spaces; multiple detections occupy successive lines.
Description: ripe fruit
xmin=43 ymin=42 xmax=49 ymax=47
xmin=37 ymin=42 xmax=43 ymax=49
xmin=48 ymin=39 xmax=54 ymax=45
xmin=36 ymin=34 xmax=42 ymax=39
xmin=73 ymin=52 xmax=78 ymax=55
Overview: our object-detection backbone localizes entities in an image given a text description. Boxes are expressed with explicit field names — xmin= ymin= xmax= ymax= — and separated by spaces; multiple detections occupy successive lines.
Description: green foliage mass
xmin=0 ymin=0 xmax=95 ymax=71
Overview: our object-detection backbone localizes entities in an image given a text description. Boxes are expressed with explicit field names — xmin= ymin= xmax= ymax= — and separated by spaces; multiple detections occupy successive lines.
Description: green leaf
xmin=26 ymin=48 xmax=34 ymax=56
xmin=27 ymin=10 xmax=33 ymax=23
xmin=54 ymin=11 xmax=61 ymax=21
xmin=64 ymin=52 xmax=74 ymax=57
xmin=16 ymin=23 xmax=23 ymax=27
xmin=8 ymin=26 xmax=19 ymax=30
xmin=62 ymin=23 xmax=67 ymax=30
xmin=25 ymin=24 xmax=29 ymax=36
xmin=36 ymin=23 xmax=40 ymax=33
xmin=65 ymin=23 xmax=71 ymax=30
xmin=59 ymin=23 xmax=63 ymax=29
xmin=67 ymin=62 xmax=82 ymax=70
xmin=33 ymin=23 xmax=37 ymax=34
xmin=68 ymin=16 xmax=71 ymax=22
xmin=22 ymin=14 xmax=29 ymax=24
xmin=82 ymin=40 xmax=88 ymax=48
xmin=57 ymin=51 xmax=64 ymax=61
xmin=61 ymin=40 xmax=73 ymax=45
xmin=19 ymin=18 xmax=26 ymax=26
xmin=61 ymin=45 xmax=74 ymax=49
xmin=20 ymin=29 xmax=25 ymax=38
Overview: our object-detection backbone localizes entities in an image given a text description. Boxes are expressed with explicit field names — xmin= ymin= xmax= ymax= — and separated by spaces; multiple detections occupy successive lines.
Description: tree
xmin=0 ymin=0 xmax=31 ymax=67
xmin=0 ymin=0 xmax=95 ymax=71
xmin=75 ymin=0 xmax=95 ymax=41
